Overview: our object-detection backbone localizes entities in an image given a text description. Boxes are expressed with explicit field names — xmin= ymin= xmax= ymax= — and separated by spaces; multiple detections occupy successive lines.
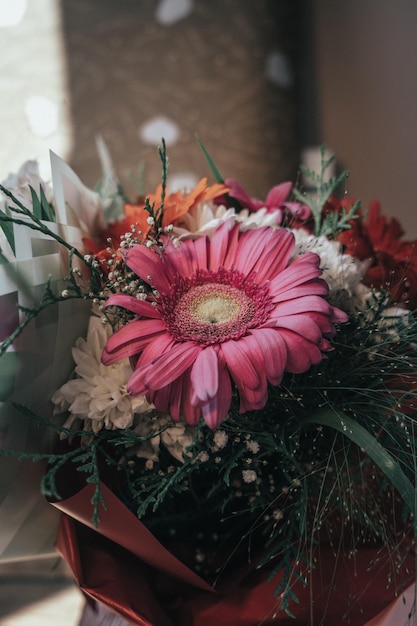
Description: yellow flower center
xmin=188 ymin=286 xmax=247 ymax=325
xmin=161 ymin=268 xmax=272 ymax=346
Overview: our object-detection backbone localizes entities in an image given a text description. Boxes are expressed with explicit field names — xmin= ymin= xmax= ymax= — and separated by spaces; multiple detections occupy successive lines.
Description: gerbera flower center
xmin=161 ymin=268 xmax=272 ymax=345
xmin=187 ymin=284 xmax=251 ymax=325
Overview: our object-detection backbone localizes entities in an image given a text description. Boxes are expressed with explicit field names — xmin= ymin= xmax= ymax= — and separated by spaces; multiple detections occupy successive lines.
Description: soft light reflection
xmin=25 ymin=96 xmax=59 ymax=138
xmin=0 ymin=0 xmax=72 ymax=183
xmin=0 ymin=0 xmax=27 ymax=28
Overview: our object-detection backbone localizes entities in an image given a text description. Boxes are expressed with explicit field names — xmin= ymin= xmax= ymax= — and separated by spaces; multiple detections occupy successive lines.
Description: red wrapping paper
xmin=52 ymin=482 xmax=416 ymax=625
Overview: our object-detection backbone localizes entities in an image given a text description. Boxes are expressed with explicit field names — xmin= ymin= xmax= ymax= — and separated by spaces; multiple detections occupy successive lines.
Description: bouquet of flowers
xmin=0 ymin=140 xmax=416 ymax=625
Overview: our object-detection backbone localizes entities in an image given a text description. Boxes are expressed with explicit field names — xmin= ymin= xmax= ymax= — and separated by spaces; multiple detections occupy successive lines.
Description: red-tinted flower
xmin=222 ymin=179 xmax=311 ymax=225
xmin=102 ymin=223 xmax=347 ymax=428
xmin=336 ymin=199 xmax=417 ymax=309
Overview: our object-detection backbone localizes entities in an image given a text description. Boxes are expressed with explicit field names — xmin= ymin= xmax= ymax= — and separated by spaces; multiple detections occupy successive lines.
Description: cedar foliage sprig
xmin=292 ymin=146 xmax=360 ymax=237
xmin=142 ymin=139 xmax=169 ymax=243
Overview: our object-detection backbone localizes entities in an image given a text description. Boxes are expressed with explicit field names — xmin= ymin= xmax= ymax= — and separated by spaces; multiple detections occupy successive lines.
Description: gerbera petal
xmin=102 ymin=319 xmax=166 ymax=364
xmin=268 ymin=253 xmax=322 ymax=297
xmin=164 ymin=237 xmax=199 ymax=277
xmin=167 ymin=376 xmax=183 ymax=421
xmin=193 ymin=235 xmax=208 ymax=271
xmin=124 ymin=245 xmax=172 ymax=292
xmin=220 ymin=339 xmax=261 ymax=390
xmin=104 ymin=294 xmax=162 ymax=318
xmin=246 ymin=329 xmax=286 ymax=386
xmin=224 ymin=178 xmax=255 ymax=210
xmin=269 ymin=311 xmax=338 ymax=336
xmin=279 ymin=330 xmax=323 ymax=373
xmin=149 ymin=384 xmax=171 ymax=413
xmin=265 ymin=182 xmax=292 ymax=207
xmin=251 ymin=229 xmax=296 ymax=283
xmin=271 ymin=295 xmax=334 ymax=317
xmin=144 ymin=342 xmax=202 ymax=390
xmin=190 ymin=346 xmax=219 ymax=403
xmin=223 ymin=222 xmax=241 ymax=268
xmin=268 ymin=314 xmax=328 ymax=344
xmin=127 ymin=361 xmax=154 ymax=396
xmin=201 ymin=359 xmax=232 ymax=428
xmin=270 ymin=280 xmax=329 ymax=303
xmin=209 ymin=221 xmax=235 ymax=270
xmin=238 ymin=376 xmax=268 ymax=413
xmin=136 ymin=333 xmax=175 ymax=367
xmin=232 ymin=227 xmax=275 ymax=276
xmin=127 ymin=336 xmax=194 ymax=398
xmin=182 ymin=370 xmax=202 ymax=426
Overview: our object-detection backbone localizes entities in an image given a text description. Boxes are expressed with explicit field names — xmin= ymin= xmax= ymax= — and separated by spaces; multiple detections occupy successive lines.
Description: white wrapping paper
xmin=0 ymin=154 xmax=103 ymax=561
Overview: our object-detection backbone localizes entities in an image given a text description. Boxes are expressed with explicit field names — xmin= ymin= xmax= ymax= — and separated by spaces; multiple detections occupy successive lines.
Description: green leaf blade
xmin=305 ymin=408 xmax=416 ymax=518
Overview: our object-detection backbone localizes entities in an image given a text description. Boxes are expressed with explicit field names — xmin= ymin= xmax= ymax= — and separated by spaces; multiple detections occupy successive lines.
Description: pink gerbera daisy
xmin=102 ymin=222 xmax=347 ymax=428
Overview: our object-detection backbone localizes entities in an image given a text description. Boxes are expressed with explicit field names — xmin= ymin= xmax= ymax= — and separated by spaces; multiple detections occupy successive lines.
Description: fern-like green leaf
xmin=293 ymin=146 xmax=352 ymax=236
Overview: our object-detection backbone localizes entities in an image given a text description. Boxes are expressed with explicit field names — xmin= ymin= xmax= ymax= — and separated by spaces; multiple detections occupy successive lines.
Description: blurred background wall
xmin=0 ymin=0 xmax=300 ymax=200
xmin=2 ymin=1 xmax=416 ymax=234
xmin=311 ymin=0 xmax=417 ymax=236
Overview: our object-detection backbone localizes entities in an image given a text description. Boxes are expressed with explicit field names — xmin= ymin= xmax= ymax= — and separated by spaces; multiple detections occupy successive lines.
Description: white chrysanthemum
xmin=292 ymin=230 xmax=411 ymax=334
xmin=172 ymin=201 xmax=236 ymax=238
xmin=291 ymin=229 xmax=367 ymax=311
xmin=237 ymin=207 xmax=282 ymax=231
xmin=52 ymin=315 xmax=152 ymax=433
xmin=172 ymin=201 xmax=281 ymax=239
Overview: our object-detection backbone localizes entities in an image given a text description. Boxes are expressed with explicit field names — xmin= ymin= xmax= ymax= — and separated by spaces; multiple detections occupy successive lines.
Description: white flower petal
xmin=52 ymin=314 xmax=152 ymax=432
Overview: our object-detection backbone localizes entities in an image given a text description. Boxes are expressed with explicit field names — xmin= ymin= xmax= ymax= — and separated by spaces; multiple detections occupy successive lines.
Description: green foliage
xmin=304 ymin=408 xmax=416 ymax=517
xmin=0 ymin=208 xmax=16 ymax=256
xmin=30 ymin=185 xmax=55 ymax=222
xmin=0 ymin=184 xmax=89 ymax=265
xmin=3 ymin=286 xmax=416 ymax=613
xmin=1 ymin=146 xmax=416 ymax=616
xmin=293 ymin=146 xmax=360 ymax=236
xmin=141 ymin=139 xmax=169 ymax=241
xmin=195 ymin=134 xmax=225 ymax=183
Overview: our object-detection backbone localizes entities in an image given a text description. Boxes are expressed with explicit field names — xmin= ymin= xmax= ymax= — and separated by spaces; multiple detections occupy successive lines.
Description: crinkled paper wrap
xmin=52 ymin=481 xmax=416 ymax=626
xmin=0 ymin=153 xmax=100 ymax=561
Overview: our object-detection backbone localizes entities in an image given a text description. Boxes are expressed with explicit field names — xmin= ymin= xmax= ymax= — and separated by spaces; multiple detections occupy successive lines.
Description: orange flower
xmin=83 ymin=178 xmax=229 ymax=271
xmin=124 ymin=177 xmax=229 ymax=238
